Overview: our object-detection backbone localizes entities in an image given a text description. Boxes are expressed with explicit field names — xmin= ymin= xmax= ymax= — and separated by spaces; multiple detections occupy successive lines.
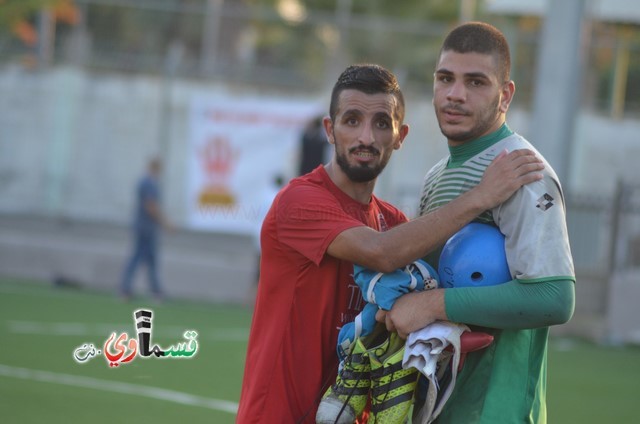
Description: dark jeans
xmin=120 ymin=230 xmax=162 ymax=296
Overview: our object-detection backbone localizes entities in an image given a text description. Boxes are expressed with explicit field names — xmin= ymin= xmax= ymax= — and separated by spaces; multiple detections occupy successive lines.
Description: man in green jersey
xmin=378 ymin=22 xmax=576 ymax=423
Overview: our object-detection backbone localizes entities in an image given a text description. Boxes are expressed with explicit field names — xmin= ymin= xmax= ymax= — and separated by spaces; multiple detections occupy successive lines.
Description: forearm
xmin=375 ymin=190 xmax=488 ymax=271
xmin=145 ymin=200 xmax=171 ymax=229
xmin=145 ymin=200 xmax=162 ymax=223
xmin=445 ymin=279 xmax=575 ymax=329
xmin=336 ymin=189 xmax=488 ymax=273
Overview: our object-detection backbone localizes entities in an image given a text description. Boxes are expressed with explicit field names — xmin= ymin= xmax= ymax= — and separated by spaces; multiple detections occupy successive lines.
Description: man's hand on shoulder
xmin=475 ymin=149 xmax=544 ymax=209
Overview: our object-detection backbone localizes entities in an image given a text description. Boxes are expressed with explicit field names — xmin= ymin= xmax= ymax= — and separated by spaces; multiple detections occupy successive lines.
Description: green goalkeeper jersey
xmin=418 ymin=123 xmax=575 ymax=424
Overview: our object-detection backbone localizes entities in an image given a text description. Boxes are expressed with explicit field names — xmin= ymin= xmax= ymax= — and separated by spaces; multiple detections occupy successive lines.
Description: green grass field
xmin=0 ymin=278 xmax=637 ymax=423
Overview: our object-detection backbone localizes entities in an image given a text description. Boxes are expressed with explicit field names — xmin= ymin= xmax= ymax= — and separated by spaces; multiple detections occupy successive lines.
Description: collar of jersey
xmin=447 ymin=123 xmax=513 ymax=168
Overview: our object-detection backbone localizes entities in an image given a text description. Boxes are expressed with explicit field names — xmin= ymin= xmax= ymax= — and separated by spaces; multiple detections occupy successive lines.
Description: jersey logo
xmin=378 ymin=213 xmax=389 ymax=232
xmin=536 ymin=193 xmax=554 ymax=211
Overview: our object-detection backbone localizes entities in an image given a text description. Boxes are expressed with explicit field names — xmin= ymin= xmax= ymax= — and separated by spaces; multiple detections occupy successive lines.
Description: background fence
xmin=4 ymin=0 xmax=640 ymax=115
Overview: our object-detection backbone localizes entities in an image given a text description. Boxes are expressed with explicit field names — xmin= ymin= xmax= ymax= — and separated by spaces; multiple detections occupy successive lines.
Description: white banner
xmin=187 ymin=95 xmax=322 ymax=235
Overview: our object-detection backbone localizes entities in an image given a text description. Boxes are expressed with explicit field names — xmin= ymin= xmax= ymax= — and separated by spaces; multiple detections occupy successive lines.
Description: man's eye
xmin=377 ymin=120 xmax=390 ymax=129
xmin=346 ymin=118 xmax=358 ymax=125
xmin=469 ymin=79 xmax=484 ymax=87
xmin=438 ymin=75 xmax=452 ymax=83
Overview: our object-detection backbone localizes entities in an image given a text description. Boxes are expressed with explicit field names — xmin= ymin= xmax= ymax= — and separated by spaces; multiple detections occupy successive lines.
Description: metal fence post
xmin=607 ymin=179 xmax=626 ymax=275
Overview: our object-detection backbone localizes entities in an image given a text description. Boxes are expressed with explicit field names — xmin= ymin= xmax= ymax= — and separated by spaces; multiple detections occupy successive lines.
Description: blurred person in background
xmin=236 ymin=63 xmax=544 ymax=423
xmin=379 ymin=22 xmax=576 ymax=423
xmin=298 ymin=114 xmax=331 ymax=176
xmin=119 ymin=157 xmax=172 ymax=302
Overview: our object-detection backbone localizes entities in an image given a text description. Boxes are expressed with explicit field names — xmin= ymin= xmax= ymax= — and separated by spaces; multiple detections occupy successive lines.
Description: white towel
xmin=402 ymin=321 xmax=469 ymax=424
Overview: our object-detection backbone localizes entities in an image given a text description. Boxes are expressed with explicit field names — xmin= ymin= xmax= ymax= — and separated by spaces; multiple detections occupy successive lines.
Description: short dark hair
xmin=439 ymin=22 xmax=511 ymax=83
xmin=329 ymin=64 xmax=405 ymax=123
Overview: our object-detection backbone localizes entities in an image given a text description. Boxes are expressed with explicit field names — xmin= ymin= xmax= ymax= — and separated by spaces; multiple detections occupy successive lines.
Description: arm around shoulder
xmin=328 ymin=149 xmax=544 ymax=272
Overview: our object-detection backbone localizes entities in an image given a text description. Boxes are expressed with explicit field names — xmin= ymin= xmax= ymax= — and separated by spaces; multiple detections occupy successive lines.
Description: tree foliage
xmin=0 ymin=0 xmax=78 ymax=46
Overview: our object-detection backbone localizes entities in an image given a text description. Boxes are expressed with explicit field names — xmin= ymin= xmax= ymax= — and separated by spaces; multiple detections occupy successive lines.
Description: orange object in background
xmin=9 ymin=0 xmax=80 ymax=47
xmin=11 ymin=20 xmax=38 ymax=46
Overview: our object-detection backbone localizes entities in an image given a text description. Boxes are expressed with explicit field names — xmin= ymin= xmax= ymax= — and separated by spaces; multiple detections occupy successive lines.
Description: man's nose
xmin=357 ymin=123 xmax=375 ymax=146
xmin=447 ymin=81 xmax=467 ymax=102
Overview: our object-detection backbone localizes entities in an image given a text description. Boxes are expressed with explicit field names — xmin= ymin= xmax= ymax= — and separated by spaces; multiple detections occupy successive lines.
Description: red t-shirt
xmin=237 ymin=166 xmax=407 ymax=423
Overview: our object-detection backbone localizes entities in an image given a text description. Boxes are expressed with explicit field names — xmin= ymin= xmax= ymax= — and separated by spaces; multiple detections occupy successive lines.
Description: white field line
xmin=0 ymin=364 xmax=238 ymax=414
xmin=6 ymin=320 xmax=248 ymax=341
xmin=0 ymin=284 xmax=102 ymax=299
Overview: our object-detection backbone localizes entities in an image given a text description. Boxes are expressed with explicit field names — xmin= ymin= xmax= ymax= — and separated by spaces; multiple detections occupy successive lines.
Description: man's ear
xmin=323 ymin=116 xmax=335 ymax=144
xmin=394 ymin=124 xmax=410 ymax=150
xmin=500 ymin=80 xmax=515 ymax=114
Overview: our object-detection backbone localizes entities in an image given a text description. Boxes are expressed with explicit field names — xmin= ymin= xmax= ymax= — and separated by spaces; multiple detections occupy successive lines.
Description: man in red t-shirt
xmin=237 ymin=64 xmax=544 ymax=423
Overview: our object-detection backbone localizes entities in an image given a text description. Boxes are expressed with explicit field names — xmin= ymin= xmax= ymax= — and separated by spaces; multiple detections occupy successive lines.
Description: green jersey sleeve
xmin=445 ymin=278 xmax=575 ymax=329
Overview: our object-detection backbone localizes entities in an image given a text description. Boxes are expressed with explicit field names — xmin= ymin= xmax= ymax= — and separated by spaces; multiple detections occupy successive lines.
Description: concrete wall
xmin=3 ymin=66 xmax=640 ymax=223
xmin=0 ymin=214 xmax=256 ymax=304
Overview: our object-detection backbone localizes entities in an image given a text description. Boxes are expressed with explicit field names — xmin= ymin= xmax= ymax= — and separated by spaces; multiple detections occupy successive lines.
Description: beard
xmin=439 ymin=94 xmax=502 ymax=143
xmin=334 ymin=132 xmax=391 ymax=183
